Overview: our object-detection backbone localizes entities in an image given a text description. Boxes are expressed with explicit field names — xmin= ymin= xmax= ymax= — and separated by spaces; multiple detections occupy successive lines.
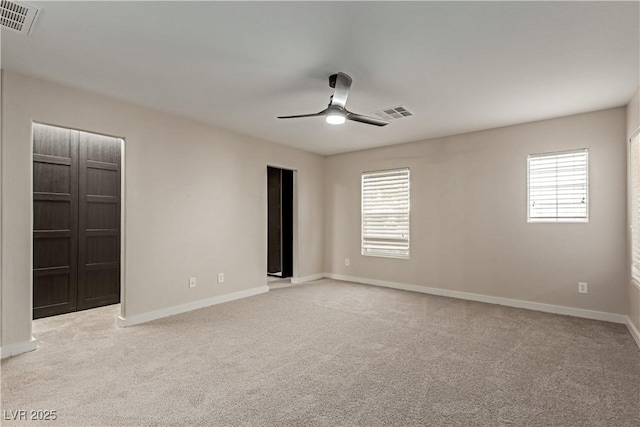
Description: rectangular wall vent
xmin=372 ymin=105 xmax=414 ymax=121
xmin=1 ymin=0 xmax=39 ymax=35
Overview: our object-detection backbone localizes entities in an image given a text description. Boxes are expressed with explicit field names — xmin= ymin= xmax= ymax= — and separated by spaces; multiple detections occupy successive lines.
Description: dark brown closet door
xmin=77 ymin=131 xmax=121 ymax=310
xmin=33 ymin=124 xmax=79 ymax=319
xmin=33 ymin=124 xmax=121 ymax=319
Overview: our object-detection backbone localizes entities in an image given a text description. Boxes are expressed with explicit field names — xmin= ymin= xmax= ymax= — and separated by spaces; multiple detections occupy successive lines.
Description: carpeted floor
xmin=267 ymin=275 xmax=292 ymax=289
xmin=2 ymin=279 xmax=639 ymax=426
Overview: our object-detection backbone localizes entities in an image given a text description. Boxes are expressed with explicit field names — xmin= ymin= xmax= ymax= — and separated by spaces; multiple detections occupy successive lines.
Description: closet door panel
xmin=32 ymin=124 xmax=79 ymax=319
xmin=78 ymin=132 xmax=121 ymax=310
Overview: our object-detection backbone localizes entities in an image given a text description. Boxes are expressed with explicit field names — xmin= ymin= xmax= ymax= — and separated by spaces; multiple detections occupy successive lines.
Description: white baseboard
xmin=0 ymin=337 xmax=37 ymax=359
xmin=325 ymin=273 xmax=627 ymax=324
xmin=626 ymin=316 xmax=640 ymax=348
xmin=291 ymin=273 xmax=325 ymax=284
xmin=117 ymin=286 xmax=269 ymax=327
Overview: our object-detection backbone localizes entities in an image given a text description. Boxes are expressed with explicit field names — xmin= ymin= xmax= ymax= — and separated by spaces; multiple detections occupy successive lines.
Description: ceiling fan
xmin=278 ymin=72 xmax=389 ymax=127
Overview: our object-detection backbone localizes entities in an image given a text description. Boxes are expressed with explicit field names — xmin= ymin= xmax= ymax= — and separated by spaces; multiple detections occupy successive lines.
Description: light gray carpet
xmin=2 ymin=279 xmax=639 ymax=426
xmin=267 ymin=276 xmax=292 ymax=289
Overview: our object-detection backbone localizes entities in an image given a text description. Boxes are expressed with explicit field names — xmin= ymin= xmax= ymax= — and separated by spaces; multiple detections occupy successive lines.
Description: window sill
xmin=527 ymin=219 xmax=589 ymax=224
xmin=361 ymin=253 xmax=410 ymax=260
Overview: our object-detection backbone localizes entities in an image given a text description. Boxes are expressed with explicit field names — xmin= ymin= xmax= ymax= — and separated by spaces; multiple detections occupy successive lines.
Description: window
xmin=630 ymin=131 xmax=640 ymax=282
xmin=361 ymin=168 xmax=410 ymax=258
xmin=528 ymin=149 xmax=589 ymax=222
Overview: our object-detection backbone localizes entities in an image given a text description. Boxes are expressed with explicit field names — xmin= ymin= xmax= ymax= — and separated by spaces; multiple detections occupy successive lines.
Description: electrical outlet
xmin=217 ymin=273 xmax=224 ymax=283
xmin=578 ymin=282 xmax=588 ymax=294
xmin=189 ymin=277 xmax=196 ymax=288
xmin=345 ymin=258 xmax=350 ymax=266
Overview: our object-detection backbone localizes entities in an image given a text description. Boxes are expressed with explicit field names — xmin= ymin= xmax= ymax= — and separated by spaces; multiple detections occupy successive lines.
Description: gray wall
xmin=1 ymin=71 xmax=325 ymax=347
xmin=1 ymin=69 xmax=635 ymax=350
xmin=325 ymin=108 xmax=628 ymax=314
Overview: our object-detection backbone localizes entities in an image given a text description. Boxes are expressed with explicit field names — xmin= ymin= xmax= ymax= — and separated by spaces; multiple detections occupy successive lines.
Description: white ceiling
xmin=2 ymin=1 xmax=638 ymax=155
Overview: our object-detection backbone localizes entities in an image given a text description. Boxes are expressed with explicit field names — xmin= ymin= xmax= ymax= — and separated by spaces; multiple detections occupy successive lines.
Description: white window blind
xmin=528 ymin=149 xmax=589 ymax=222
xmin=630 ymin=131 xmax=640 ymax=282
xmin=361 ymin=168 xmax=410 ymax=258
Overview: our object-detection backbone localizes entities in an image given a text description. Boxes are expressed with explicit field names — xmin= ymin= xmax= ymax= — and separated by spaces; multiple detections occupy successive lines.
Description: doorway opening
xmin=267 ymin=166 xmax=294 ymax=282
xmin=32 ymin=123 xmax=123 ymax=319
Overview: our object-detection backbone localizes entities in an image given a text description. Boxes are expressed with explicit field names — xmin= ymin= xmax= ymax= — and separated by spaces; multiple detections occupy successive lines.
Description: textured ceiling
xmin=2 ymin=1 xmax=638 ymax=155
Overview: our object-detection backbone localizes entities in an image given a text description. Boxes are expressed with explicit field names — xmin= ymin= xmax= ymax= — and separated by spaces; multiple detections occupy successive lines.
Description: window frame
xmin=361 ymin=167 xmax=410 ymax=259
xmin=527 ymin=148 xmax=589 ymax=223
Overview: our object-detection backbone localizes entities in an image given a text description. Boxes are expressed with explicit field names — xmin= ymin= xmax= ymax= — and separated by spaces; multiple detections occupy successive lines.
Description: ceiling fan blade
xmin=277 ymin=110 xmax=327 ymax=120
xmin=345 ymin=111 xmax=389 ymax=127
xmin=329 ymin=72 xmax=352 ymax=109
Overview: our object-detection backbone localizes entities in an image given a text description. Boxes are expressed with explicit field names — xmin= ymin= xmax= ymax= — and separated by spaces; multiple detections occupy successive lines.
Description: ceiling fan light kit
xmin=278 ymin=72 xmax=390 ymax=127
xmin=326 ymin=113 xmax=345 ymax=125
xmin=325 ymin=105 xmax=346 ymax=125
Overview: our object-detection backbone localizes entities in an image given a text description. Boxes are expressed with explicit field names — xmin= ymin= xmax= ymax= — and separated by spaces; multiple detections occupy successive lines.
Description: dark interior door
xmin=33 ymin=124 xmax=121 ymax=319
xmin=281 ymin=169 xmax=293 ymax=278
xmin=267 ymin=166 xmax=293 ymax=278
xmin=33 ymin=124 xmax=79 ymax=319
xmin=267 ymin=167 xmax=282 ymax=274
xmin=77 ymin=131 xmax=121 ymax=310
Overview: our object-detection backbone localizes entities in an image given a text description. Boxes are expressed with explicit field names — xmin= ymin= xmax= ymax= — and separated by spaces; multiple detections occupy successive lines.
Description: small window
xmin=630 ymin=131 xmax=640 ymax=282
xmin=528 ymin=149 xmax=588 ymax=222
xmin=361 ymin=168 xmax=410 ymax=258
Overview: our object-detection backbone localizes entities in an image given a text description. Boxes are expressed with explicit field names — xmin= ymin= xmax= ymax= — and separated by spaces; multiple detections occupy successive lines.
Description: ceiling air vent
xmin=372 ymin=105 xmax=414 ymax=122
xmin=1 ymin=0 xmax=39 ymax=35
